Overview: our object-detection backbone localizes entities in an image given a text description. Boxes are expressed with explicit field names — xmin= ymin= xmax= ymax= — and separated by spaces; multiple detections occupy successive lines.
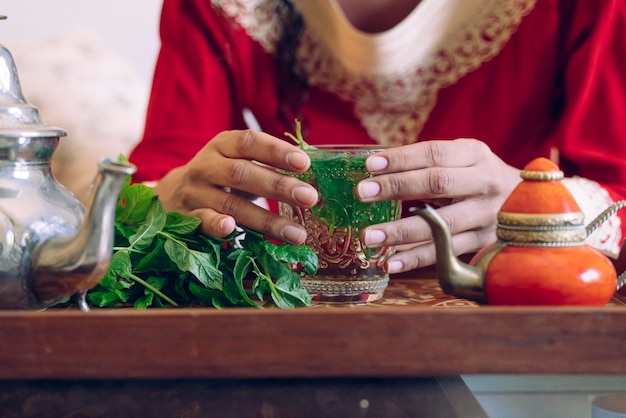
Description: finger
xmin=358 ymin=139 xmax=495 ymax=202
xmin=365 ymin=138 xmax=490 ymax=174
xmin=361 ymin=200 xmax=497 ymax=248
xmin=384 ymin=229 xmax=487 ymax=273
xmin=213 ymin=129 xmax=311 ymax=172
xmin=192 ymin=208 xmax=238 ymax=237
xmin=357 ymin=166 xmax=477 ymax=202
xmin=193 ymin=190 xmax=308 ymax=245
xmin=198 ymin=133 xmax=318 ymax=208
xmin=193 ymin=161 xmax=318 ymax=209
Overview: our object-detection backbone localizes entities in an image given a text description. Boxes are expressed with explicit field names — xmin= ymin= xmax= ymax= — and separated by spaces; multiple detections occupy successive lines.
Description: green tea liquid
xmin=281 ymin=148 xmax=401 ymax=303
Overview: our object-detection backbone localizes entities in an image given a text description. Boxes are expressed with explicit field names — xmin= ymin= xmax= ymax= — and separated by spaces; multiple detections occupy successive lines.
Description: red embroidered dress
xmin=130 ymin=0 xmax=626 ymax=256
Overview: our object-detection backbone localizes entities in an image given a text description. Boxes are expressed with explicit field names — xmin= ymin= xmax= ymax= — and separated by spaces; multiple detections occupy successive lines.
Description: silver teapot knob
xmin=0 ymin=38 xmax=65 ymax=138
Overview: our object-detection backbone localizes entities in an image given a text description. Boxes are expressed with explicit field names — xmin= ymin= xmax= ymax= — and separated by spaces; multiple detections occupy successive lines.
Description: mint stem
xmin=284 ymin=118 xmax=315 ymax=150
xmin=129 ymin=273 xmax=179 ymax=307
xmin=252 ymin=259 xmax=282 ymax=303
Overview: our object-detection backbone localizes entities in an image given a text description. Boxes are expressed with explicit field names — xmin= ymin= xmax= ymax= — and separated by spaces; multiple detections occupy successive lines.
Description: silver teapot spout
xmin=30 ymin=159 xmax=135 ymax=308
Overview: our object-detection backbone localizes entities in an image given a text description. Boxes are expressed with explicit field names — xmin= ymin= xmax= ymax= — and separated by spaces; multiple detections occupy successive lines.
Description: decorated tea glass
xmin=280 ymin=145 xmax=401 ymax=303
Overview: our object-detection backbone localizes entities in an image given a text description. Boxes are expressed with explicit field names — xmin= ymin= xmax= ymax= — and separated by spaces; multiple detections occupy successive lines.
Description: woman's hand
xmin=356 ymin=138 xmax=522 ymax=272
xmin=153 ymin=130 xmax=318 ymax=245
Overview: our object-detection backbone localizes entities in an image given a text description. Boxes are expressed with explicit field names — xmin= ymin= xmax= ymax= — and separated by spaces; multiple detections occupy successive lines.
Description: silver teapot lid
xmin=0 ymin=31 xmax=66 ymax=138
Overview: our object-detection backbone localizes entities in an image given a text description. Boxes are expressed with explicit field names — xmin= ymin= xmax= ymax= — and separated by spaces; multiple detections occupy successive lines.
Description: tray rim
xmin=3 ymin=282 xmax=626 ymax=380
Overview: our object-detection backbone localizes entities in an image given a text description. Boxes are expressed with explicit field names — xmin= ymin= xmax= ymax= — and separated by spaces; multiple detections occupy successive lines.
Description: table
xmin=2 ymin=273 xmax=626 ymax=417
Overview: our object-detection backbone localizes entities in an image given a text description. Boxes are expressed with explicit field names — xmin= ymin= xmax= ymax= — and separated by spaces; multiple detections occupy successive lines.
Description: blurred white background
xmin=0 ymin=0 xmax=162 ymax=81
xmin=0 ymin=0 xmax=163 ymax=202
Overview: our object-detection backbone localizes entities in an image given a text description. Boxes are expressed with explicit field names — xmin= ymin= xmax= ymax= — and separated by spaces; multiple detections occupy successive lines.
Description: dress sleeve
xmin=128 ymin=0 xmax=247 ymax=181
xmin=552 ymin=0 xmax=626 ymax=256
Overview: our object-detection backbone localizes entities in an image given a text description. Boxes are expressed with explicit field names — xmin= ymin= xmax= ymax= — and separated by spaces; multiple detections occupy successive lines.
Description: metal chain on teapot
xmin=618 ymin=271 xmax=626 ymax=291
xmin=589 ymin=200 xmax=626 ymax=291
xmin=585 ymin=200 xmax=626 ymax=237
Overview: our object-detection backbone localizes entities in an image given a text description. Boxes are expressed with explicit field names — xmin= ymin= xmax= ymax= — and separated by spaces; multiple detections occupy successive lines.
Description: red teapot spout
xmin=411 ymin=204 xmax=486 ymax=303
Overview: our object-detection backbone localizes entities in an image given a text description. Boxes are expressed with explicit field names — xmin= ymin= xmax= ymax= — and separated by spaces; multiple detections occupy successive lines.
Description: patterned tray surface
xmin=304 ymin=278 xmax=626 ymax=309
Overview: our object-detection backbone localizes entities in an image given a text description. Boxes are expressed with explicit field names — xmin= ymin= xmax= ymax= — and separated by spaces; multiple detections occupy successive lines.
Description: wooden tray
xmin=2 ymin=276 xmax=626 ymax=380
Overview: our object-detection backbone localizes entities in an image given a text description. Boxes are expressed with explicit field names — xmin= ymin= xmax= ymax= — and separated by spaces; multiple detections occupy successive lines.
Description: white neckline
xmin=293 ymin=0 xmax=488 ymax=75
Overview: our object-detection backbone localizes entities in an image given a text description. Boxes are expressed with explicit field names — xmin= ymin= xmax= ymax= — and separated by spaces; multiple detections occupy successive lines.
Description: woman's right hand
xmin=153 ymin=129 xmax=319 ymax=245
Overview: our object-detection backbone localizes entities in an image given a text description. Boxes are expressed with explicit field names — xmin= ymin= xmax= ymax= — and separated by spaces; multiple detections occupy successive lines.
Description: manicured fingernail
xmin=219 ymin=216 xmax=236 ymax=234
xmin=364 ymin=229 xmax=386 ymax=246
xmin=387 ymin=260 xmax=404 ymax=274
xmin=366 ymin=156 xmax=388 ymax=172
xmin=281 ymin=224 xmax=307 ymax=244
xmin=293 ymin=186 xmax=318 ymax=206
xmin=358 ymin=181 xmax=381 ymax=199
xmin=287 ymin=152 xmax=309 ymax=171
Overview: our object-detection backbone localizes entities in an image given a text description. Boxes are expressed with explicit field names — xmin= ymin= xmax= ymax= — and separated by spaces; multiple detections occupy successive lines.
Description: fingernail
xmin=358 ymin=181 xmax=381 ymax=199
xmin=287 ymin=151 xmax=309 ymax=171
xmin=387 ymin=260 xmax=404 ymax=274
xmin=366 ymin=156 xmax=388 ymax=172
xmin=293 ymin=186 xmax=318 ymax=206
xmin=281 ymin=224 xmax=307 ymax=244
xmin=218 ymin=216 xmax=236 ymax=234
xmin=364 ymin=229 xmax=386 ymax=246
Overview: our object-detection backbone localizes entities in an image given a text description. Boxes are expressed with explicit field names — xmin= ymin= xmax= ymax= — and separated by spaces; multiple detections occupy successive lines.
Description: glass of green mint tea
xmin=279 ymin=145 xmax=401 ymax=303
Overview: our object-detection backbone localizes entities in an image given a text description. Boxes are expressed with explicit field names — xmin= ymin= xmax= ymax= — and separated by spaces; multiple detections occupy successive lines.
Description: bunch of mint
xmin=84 ymin=178 xmax=316 ymax=309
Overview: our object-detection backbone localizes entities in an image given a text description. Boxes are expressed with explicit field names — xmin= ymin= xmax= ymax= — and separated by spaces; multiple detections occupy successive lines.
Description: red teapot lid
xmin=497 ymin=158 xmax=586 ymax=244
xmin=500 ymin=157 xmax=581 ymax=215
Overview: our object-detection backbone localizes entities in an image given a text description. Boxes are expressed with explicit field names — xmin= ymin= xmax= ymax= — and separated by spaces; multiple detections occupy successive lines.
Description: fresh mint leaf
xmin=107 ymin=251 xmax=133 ymax=279
xmin=116 ymin=183 xmax=156 ymax=224
xmin=251 ymin=267 xmax=272 ymax=303
xmin=88 ymin=290 xmax=126 ymax=308
xmin=164 ymin=212 xmax=201 ymax=234
xmin=199 ymin=235 xmax=224 ymax=266
xmin=128 ymin=197 xmax=166 ymax=250
xmin=114 ymin=223 xmax=135 ymax=241
xmin=133 ymin=276 xmax=168 ymax=309
xmin=163 ymin=237 xmax=223 ymax=290
xmin=222 ymin=273 xmax=259 ymax=308
xmin=232 ymin=249 xmax=253 ymax=283
xmin=133 ymin=239 xmax=174 ymax=273
xmin=188 ymin=281 xmax=229 ymax=308
xmin=231 ymin=250 xmax=259 ymax=307
xmin=135 ymin=292 xmax=154 ymax=309
xmin=274 ymin=270 xmax=313 ymax=307
xmin=261 ymin=241 xmax=318 ymax=276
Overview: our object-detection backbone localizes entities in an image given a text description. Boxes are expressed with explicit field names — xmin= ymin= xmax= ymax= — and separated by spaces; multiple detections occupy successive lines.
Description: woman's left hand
xmin=356 ymin=138 xmax=522 ymax=273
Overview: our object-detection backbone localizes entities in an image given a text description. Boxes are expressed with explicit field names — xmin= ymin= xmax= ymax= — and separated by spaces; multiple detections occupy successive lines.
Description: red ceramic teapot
xmin=412 ymin=157 xmax=626 ymax=306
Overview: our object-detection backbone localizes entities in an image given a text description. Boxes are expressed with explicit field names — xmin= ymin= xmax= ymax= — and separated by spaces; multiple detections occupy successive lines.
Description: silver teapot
xmin=0 ymin=41 xmax=135 ymax=310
